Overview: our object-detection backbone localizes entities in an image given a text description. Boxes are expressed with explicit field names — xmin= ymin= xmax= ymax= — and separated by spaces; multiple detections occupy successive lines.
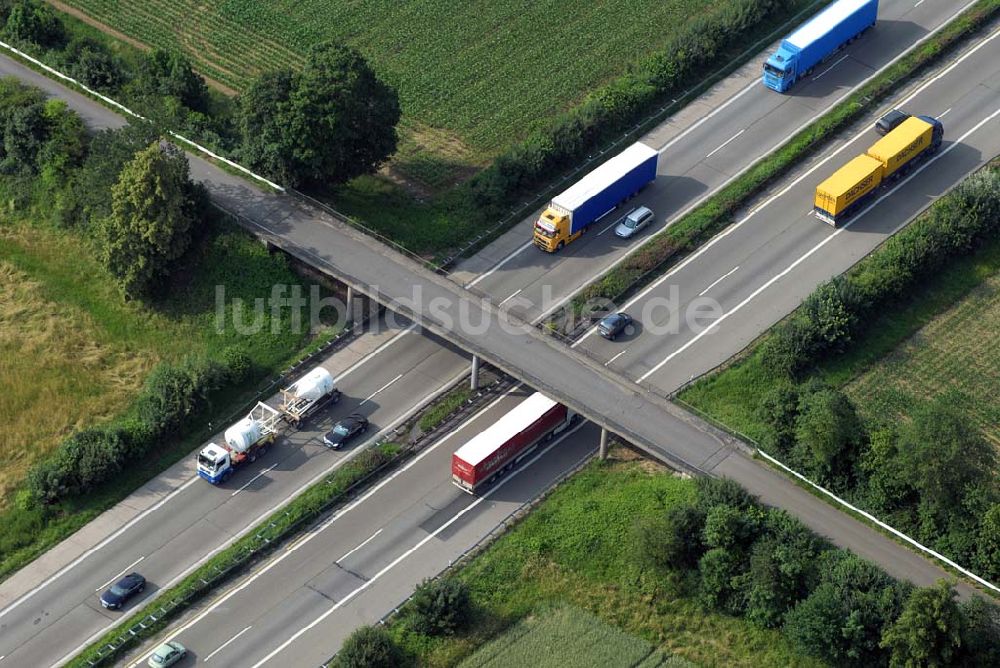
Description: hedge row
xmin=68 ymin=442 xmax=400 ymax=668
xmin=634 ymin=478 xmax=1000 ymax=667
xmin=564 ymin=0 xmax=1000 ymax=320
xmin=761 ymin=164 xmax=1000 ymax=376
xmin=459 ymin=0 xmax=801 ymax=222
xmin=26 ymin=353 xmax=245 ymax=503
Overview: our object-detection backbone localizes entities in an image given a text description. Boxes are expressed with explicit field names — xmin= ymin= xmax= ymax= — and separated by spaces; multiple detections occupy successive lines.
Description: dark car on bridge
xmin=100 ymin=572 xmax=145 ymax=609
xmin=323 ymin=414 xmax=369 ymax=449
xmin=597 ymin=312 xmax=633 ymax=340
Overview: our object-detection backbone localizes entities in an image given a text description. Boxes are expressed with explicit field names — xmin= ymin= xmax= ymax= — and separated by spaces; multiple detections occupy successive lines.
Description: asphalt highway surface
xmin=0 ymin=2 xmax=994 ymax=665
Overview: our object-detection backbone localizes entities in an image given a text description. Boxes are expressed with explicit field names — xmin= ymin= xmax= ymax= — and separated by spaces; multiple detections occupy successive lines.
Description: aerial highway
xmin=578 ymin=24 xmax=1000 ymax=391
xmin=450 ymin=0 xmax=979 ymax=323
xmin=0 ymin=1 xmax=994 ymax=665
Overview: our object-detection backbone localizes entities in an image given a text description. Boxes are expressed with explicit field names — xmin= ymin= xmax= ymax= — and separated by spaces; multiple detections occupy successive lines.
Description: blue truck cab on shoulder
xmin=763 ymin=0 xmax=879 ymax=93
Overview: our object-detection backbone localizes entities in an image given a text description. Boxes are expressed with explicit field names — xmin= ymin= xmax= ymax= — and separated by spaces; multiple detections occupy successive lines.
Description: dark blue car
xmin=598 ymin=312 xmax=633 ymax=340
xmin=100 ymin=572 xmax=145 ymax=609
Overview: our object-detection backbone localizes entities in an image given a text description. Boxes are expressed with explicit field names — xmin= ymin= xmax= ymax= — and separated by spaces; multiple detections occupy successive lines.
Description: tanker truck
xmin=278 ymin=366 xmax=341 ymax=428
xmin=197 ymin=402 xmax=282 ymax=484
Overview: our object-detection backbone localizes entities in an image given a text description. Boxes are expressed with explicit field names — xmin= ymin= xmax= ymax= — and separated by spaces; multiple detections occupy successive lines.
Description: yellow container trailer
xmin=813 ymin=155 xmax=884 ymax=225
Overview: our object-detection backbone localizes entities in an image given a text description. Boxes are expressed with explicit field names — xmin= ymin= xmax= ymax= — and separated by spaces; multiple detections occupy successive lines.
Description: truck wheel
xmin=557 ymin=241 xmax=565 ymax=251
xmin=259 ymin=445 xmax=269 ymax=457
xmin=249 ymin=451 xmax=257 ymax=464
xmin=223 ymin=471 xmax=233 ymax=483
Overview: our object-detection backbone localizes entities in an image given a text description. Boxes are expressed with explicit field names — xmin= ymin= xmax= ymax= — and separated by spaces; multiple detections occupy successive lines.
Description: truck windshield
xmin=763 ymin=63 xmax=784 ymax=77
xmin=534 ymin=221 xmax=555 ymax=238
xmin=197 ymin=453 xmax=219 ymax=470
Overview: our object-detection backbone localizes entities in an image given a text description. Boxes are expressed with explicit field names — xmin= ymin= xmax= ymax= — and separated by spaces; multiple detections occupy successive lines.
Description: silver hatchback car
xmin=614 ymin=206 xmax=654 ymax=239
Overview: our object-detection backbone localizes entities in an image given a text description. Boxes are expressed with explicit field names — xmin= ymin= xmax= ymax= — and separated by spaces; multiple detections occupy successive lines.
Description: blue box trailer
xmin=763 ymin=0 xmax=878 ymax=92
xmin=534 ymin=142 xmax=658 ymax=251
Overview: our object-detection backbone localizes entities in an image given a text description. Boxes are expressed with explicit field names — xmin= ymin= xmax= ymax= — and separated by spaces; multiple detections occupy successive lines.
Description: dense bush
xmin=631 ymin=476 xmax=1000 ymax=667
xmin=3 ymin=0 xmax=64 ymax=48
xmin=763 ymin=169 xmax=1000 ymax=377
xmin=792 ymin=387 xmax=865 ymax=488
xmin=95 ymin=141 xmax=198 ymax=299
xmin=63 ymin=37 xmax=124 ymax=92
xmin=27 ymin=356 xmax=231 ymax=503
xmin=237 ymin=42 xmax=400 ymax=188
xmin=336 ymin=625 xmax=404 ymax=668
xmin=407 ymin=578 xmax=472 ymax=636
xmin=633 ymin=504 xmax=706 ymax=571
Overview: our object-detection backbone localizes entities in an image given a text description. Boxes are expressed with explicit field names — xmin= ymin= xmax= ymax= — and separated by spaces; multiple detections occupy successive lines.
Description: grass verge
xmin=562 ymin=0 xmax=1000 ymax=322
xmin=0 ymin=202 xmax=340 ymax=581
xmin=386 ymin=450 xmax=822 ymax=668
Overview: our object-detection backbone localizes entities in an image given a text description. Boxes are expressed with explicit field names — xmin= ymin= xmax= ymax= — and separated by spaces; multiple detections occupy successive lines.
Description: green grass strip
xmin=565 ymin=0 xmax=1000 ymax=318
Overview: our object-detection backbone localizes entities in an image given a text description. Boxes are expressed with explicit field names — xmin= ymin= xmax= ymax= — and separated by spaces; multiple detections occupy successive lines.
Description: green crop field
xmin=846 ymin=270 xmax=1000 ymax=448
xmin=459 ymin=604 xmax=680 ymax=668
xmin=62 ymin=0 xmax=736 ymax=183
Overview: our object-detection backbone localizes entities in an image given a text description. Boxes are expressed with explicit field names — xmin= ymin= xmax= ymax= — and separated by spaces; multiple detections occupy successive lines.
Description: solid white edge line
xmin=0 ymin=322 xmax=418 ymax=622
xmin=249 ymin=419 xmax=590 ymax=668
xmin=55 ymin=366 xmax=474 ymax=668
xmin=93 ymin=556 xmax=145 ymax=593
xmin=637 ymin=105 xmax=1000 ymax=382
xmin=111 ymin=384 xmax=524 ymax=668
xmin=205 ymin=625 xmax=252 ymax=662
xmin=574 ymin=23 xmax=1000 ymax=347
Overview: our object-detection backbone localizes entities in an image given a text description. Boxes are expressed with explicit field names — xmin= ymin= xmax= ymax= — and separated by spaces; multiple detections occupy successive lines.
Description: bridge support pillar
xmin=345 ymin=285 xmax=355 ymax=326
xmin=599 ymin=427 xmax=609 ymax=460
xmin=470 ymin=355 xmax=480 ymax=390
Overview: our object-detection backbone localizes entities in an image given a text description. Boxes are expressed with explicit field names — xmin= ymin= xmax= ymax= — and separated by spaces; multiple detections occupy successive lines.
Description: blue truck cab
xmin=763 ymin=0 xmax=878 ymax=92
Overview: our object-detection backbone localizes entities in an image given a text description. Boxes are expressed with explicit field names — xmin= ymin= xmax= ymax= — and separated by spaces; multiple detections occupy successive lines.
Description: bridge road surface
xmin=119 ymin=387 xmax=599 ymax=668
xmin=0 ymin=4 xmax=990 ymax=663
xmin=579 ymin=24 xmax=1000 ymax=391
xmin=0 ymin=316 xmax=478 ymax=668
xmin=450 ymin=0 xmax=980 ymax=322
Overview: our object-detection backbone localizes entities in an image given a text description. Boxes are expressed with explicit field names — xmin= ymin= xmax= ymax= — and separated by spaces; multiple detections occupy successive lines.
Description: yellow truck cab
xmin=533 ymin=205 xmax=579 ymax=252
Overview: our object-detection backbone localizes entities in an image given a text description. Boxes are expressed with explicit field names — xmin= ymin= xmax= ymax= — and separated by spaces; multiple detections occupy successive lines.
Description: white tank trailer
xmin=278 ymin=366 xmax=341 ymax=427
xmin=197 ymin=402 xmax=282 ymax=484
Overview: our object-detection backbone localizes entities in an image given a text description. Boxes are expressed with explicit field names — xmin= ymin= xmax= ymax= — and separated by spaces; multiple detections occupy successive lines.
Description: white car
xmin=148 ymin=640 xmax=186 ymax=667
xmin=614 ymin=206 xmax=654 ymax=239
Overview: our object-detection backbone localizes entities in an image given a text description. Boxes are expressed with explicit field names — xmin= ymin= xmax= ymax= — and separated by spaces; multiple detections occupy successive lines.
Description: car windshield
xmin=110 ymin=582 xmax=130 ymax=596
xmin=333 ymin=424 xmax=351 ymax=436
xmin=601 ymin=315 xmax=620 ymax=328
xmin=623 ymin=217 xmax=639 ymax=229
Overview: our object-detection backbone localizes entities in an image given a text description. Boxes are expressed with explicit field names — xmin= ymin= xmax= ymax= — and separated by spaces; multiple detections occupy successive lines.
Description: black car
xmin=323 ymin=414 xmax=369 ymax=449
xmin=597 ymin=312 xmax=633 ymax=340
xmin=875 ymin=109 xmax=910 ymax=136
xmin=100 ymin=572 xmax=145 ymax=609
